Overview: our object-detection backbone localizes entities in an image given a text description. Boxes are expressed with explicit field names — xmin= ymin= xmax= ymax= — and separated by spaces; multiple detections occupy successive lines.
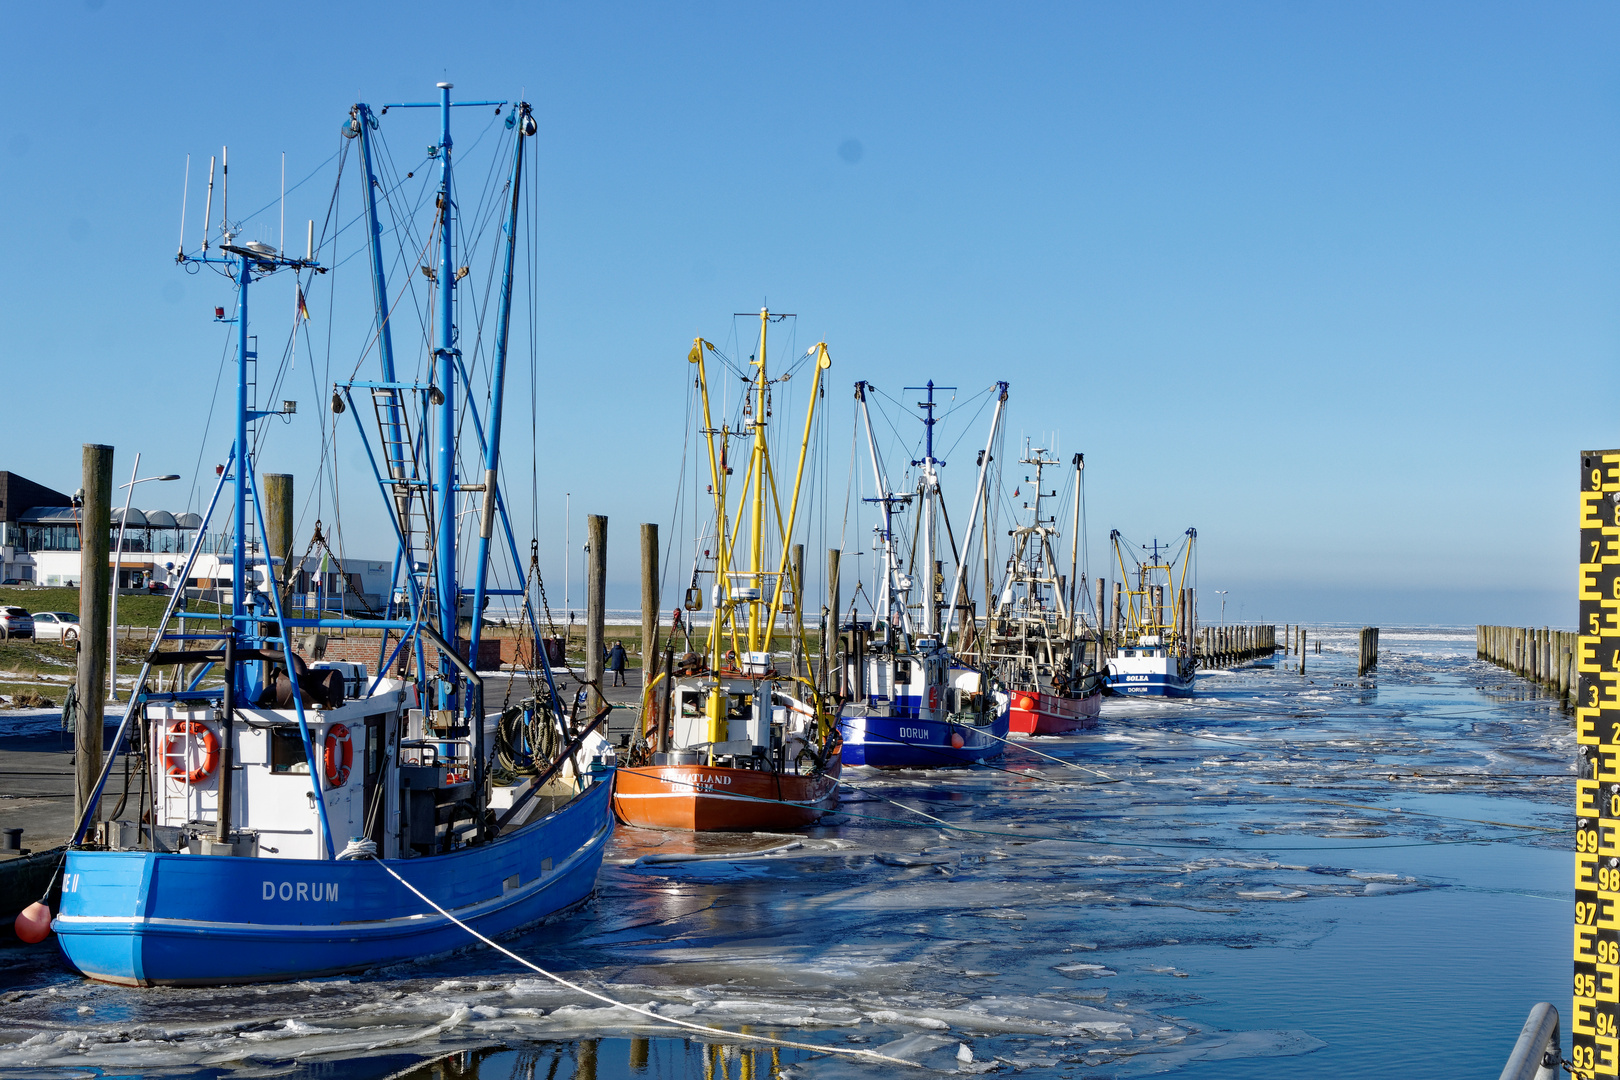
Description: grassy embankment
xmin=0 ymin=588 xmax=829 ymax=696
xmin=0 ymin=587 xmax=225 ymax=704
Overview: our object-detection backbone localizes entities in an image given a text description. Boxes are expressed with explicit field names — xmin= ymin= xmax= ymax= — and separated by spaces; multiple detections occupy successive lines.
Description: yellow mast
xmin=761 ymin=341 xmax=832 ymax=647
xmin=1110 ymin=532 xmax=1195 ymax=648
xmin=686 ymin=315 xmax=835 ymax=748
xmin=748 ymin=310 xmax=770 ymax=652
xmin=689 ymin=340 xmax=743 ymax=667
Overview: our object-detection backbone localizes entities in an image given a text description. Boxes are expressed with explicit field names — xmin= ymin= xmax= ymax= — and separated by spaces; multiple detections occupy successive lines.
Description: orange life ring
xmin=927 ymin=685 xmax=941 ymax=710
xmin=164 ymin=720 xmax=219 ymax=783
xmin=324 ymin=724 xmax=354 ymax=787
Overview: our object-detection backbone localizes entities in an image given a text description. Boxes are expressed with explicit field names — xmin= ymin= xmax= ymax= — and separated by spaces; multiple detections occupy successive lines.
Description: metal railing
xmin=1498 ymin=1003 xmax=1560 ymax=1080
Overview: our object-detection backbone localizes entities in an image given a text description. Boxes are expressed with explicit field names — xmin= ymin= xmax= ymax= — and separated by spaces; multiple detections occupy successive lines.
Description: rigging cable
xmin=368 ymin=856 xmax=918 ymax=1068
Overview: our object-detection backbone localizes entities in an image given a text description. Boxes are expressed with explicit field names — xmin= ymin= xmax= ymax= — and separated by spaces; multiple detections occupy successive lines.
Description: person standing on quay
xmin=608 ymin=640 xmax=627 ymax=687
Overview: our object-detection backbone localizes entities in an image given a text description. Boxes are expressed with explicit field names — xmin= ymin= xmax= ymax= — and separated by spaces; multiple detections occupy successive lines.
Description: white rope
xmin=834 ymin=778 xmax=955 ymax=827
xmin=337 ymin=838 xmax=378 ymax=860
xmin=368 ymin=856 xmax=919 ymax=1068
xmin=974 ymin=726 xmax=1114 ymax=779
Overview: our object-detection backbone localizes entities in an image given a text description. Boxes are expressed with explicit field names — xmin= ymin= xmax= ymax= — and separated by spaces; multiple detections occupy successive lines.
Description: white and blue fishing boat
xmin=52 ymin=86 xmax=615 ymax=986
xmin=1104 ymin=529 xmax=1199 ymax=696
xmin=836 ymin=381 xmax=1011 ymax=768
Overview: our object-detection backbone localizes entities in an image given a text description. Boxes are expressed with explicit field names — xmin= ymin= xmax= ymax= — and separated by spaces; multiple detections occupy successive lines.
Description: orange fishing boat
xmin=613 ymin=309 xmax=841 ymax=832
xmin=613 ymin=751 xmax=840 ymax=831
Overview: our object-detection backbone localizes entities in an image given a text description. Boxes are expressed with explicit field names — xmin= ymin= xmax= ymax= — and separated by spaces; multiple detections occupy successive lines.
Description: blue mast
xmin=369 ymin=84 xmax=505 ymax=722
xmin=433 ymin=82 xmax=458 ymax=709
xmin=233 ymin=248 xmax=252 ymax=666
xmin=178 ymin=221 xmax=334 ymax=852
xmin=352 ymin=107 xmax=400 ymax=405
xmin=349 ymin=104 xmax=410 ymax=534
xmin=348 ymin=101 xmax=427 ymax=678
xmin=467 ymin=102 xmax=534 ymax=679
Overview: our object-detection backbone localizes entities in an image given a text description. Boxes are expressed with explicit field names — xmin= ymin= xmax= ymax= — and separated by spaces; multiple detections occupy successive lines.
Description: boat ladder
xmin=370 ymin=387 xmax=435 ymax=566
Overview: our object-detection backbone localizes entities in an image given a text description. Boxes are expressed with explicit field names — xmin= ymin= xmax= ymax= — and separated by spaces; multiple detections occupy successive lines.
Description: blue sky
xmin=3 ymin=2 xmax=1615 ymax=626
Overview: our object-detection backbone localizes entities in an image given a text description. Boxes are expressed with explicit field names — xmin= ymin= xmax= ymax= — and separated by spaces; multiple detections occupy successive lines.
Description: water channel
xmin=0 ymin=625 xmax=1572 ymax=1078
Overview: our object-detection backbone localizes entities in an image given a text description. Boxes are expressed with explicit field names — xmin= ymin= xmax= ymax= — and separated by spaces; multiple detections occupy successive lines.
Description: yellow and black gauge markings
xmin=1578 ymin=449 xmax=1620 ymax=1077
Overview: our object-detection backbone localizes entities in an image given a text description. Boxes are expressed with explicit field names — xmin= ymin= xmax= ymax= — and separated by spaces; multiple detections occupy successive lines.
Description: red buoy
xmin=14 ymin=902 xmax=51 ymax=943
xmin=949 ymin=732 xmax=966 ymax=749
xmin=1017 ymin=695 xmax=1036 ymax=711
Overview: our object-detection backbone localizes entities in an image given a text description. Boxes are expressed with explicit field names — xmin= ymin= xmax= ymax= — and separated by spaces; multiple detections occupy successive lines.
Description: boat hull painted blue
xmin=53 ymin=780 xmax=613 ymax=986
xmin=838 ymin=707 xmax=1011 ymax=769
xmin=1107 ymin=668 xmax=1196 ymax=697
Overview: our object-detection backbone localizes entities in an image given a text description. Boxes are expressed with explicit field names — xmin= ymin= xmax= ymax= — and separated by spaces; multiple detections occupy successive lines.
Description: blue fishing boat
xmin=1104 ymin=530 xmax=1199 ymax=696
xmin=836 ymin=382 xmax=1011 ymax=768
xmin=52 ymin=85 xmax=615 ymax=986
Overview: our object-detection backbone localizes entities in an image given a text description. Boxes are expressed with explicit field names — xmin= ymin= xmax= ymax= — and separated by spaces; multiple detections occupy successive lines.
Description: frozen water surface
xmin=0 ymin=626 xmax=1572 ymax=1077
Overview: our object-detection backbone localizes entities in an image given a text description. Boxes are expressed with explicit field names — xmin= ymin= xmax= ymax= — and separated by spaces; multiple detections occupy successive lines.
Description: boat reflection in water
xmin=391 ymin=1037 xmax=804 ymax=1080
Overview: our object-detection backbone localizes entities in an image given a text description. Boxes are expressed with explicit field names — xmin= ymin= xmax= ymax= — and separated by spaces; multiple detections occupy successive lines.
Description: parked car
xmin=31 ymin=611 xmax=79 ymax=643
xmin=0 ymin=607 xmax=34 ymax=640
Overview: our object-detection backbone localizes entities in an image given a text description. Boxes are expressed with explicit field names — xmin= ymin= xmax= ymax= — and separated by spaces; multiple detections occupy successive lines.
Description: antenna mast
xmin=176 ymin=155 xmax=189 ymax=261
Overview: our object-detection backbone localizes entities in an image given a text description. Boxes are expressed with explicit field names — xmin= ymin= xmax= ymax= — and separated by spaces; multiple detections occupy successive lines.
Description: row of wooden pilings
xmin=1195 ymin=625 xmax=1277 ymax=667
xmin=1357 ymin=627 xmax=1380 ymax=676
xmin=1476 ymin=625 xmax=1577 ymax=708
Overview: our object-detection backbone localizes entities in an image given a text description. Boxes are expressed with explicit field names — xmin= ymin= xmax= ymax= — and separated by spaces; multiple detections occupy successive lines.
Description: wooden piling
xmin=826 ymin=547 xmax=841 ymax=694
xmin=585 ymin=514 xmax=607 ymax=711
xmin=639 ymin=522 xmax=659 ymax=680
xmin=76 ymin=443 xmax=113 ymax=826
xmin=1476 ymin=624 xmax=1577 ymax=709
xmin=1112 ymin=582 xmax=1123 ymax=647
xmin=1095 ymin=577 xmax=1107 ymax=664
xmin=264 ymin=473 xmax=294 ymax=606
xmin=1357 ymin=626 xmax=1380 ymax=674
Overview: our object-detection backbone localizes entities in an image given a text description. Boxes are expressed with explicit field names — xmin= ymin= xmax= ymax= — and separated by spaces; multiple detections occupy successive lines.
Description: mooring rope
xmin=971 ymin=725 xmax=1115 ymax=779
xmin=367 ymin=856 xmax=920 ymax=1068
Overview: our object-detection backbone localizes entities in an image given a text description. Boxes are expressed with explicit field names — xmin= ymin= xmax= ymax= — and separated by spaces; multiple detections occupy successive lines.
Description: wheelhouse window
xmin=270 ymin=728 xmax=311 ymax=774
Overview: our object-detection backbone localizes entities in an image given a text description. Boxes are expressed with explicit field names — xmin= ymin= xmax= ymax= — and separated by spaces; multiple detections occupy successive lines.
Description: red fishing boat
xmin=984 ymin=443 xmax=1105 ymax=735
xmin=1007 ymin=684 xmax=1102 ymax=735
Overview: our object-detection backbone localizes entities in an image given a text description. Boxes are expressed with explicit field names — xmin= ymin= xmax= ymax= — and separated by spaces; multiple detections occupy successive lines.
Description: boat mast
xmin=944 ymin=382 xmax=1007 ymax=648
xmin=232 ymin=241 xmax=251 ymax=659
xmin=177 ymin=187 xmax=330 ymax=850
xmin=761 ymin=341 xmax=831 ymax=651
xmin=1068 ymin=453 xmax=1084 ymax=635
xmin=431 ymin=83 xmax=459 ymax=705
xmin=1042 ymin=455 xmax=1069 ymax=624
xmin=1028 ymin=449 xmax=1046 ymax=616
xmin=913 ymin=381 xmax=944 ymax=638
xmin=855 ymin=382 xmax=911 ymax=638
xmin=689 ymin=339 xmax=733 ymax=669
xmin=747 ymin=309 xmax=770 ymax=653
xmin=350 ymin=104 xmax=410 ymax=540
xmin=467 ymin=102 xmax=534 ymax=683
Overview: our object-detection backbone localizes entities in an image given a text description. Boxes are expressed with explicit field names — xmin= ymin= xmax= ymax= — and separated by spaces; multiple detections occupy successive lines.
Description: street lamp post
xmin=1213 ymin=590 xmax=1229 ymax=627
xmin=110 ymin=452 xmax=181 ymax=702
